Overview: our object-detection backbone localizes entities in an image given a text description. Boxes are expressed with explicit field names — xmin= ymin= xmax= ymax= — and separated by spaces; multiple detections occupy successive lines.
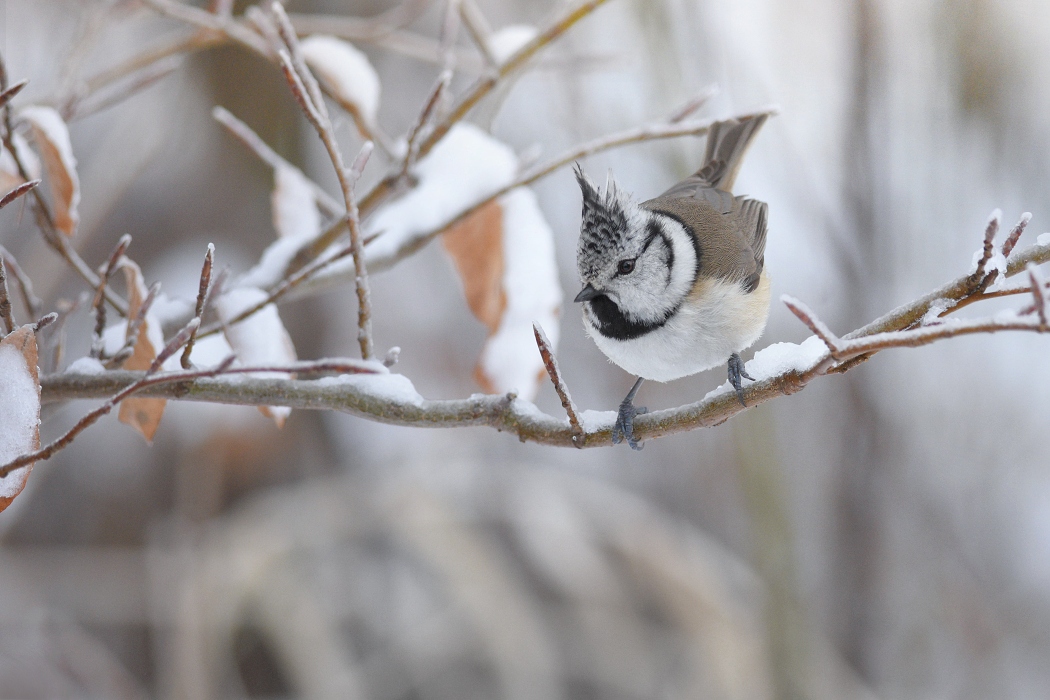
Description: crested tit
xmin=573 ymin=113 xmax=772 ymax=449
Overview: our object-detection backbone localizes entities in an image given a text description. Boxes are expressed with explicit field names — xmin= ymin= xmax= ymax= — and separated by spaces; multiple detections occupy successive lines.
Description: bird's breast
xmin=583 ymin=271 xmax=771 ymax=382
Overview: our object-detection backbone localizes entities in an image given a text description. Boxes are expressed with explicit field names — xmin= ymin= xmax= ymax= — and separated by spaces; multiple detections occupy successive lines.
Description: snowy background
xmin=2 ymin=0 xmax=1050 ymax=698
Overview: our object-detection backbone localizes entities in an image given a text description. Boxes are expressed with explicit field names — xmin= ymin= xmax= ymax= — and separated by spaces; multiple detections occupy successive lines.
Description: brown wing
xmin=642 ymin=192 xmax=767 ymax=293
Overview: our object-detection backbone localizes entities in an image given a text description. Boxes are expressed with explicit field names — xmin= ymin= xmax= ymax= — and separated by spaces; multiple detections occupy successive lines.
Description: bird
xmin=573 ymin=113 xmax=772 ymax=449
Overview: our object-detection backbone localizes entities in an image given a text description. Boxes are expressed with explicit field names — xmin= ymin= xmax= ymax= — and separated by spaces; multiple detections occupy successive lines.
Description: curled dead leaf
xmin=117 ymin=259 xmax=166 ymax=442
xmin=442 ymin=188 xmax=562 ymax=400
xmin=0 ymin=326 xmax=41 ymax=513
xmin=21 ymin=106 xmax=81 ymax=236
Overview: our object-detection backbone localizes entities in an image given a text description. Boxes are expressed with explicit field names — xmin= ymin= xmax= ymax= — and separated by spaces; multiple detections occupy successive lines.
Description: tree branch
xmin=39 ymin=237 xmax=1050 ymax=449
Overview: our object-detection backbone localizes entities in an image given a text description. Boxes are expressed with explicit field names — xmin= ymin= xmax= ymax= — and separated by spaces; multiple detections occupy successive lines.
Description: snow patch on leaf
xmin=0 ymin=326 xmax=40 ymax=512
xmin=361 ymin=123 xmax=519 ymax=271
xmin=473 ymin=187 xmax=561 ymax=401
xmin=487 ymin=24 xmax=539 ymax=64
xmin=216 ymin=286 xmax=298 ymax=427
xmin=301 ymin=35 xmax=381 ymax=124
xmin=272 ymin=165 xmax=322 ymax=241
xmin=21 ymin=106 xmax=80 ymax=236
xmin=1038 ymin=232 xmax=1050 ymax=247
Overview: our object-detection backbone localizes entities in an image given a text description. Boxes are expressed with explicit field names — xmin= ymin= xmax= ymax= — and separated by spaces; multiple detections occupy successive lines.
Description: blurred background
xmin=2 ymin=0 xmax=1050 ymax=698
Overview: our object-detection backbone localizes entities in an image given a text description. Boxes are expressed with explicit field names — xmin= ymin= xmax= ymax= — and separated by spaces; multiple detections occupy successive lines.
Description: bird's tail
xmin=693 ymin=112 xmax=771 ymax=192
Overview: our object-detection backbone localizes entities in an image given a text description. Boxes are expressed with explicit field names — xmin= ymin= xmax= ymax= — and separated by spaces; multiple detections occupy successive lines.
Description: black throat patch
xmin=587 ymin=295 xmax=674 ymax=341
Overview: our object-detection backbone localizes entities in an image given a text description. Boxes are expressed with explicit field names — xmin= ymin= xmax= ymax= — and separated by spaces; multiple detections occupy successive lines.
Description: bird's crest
xmin=574 ymin=163 xmax=641 ymax=278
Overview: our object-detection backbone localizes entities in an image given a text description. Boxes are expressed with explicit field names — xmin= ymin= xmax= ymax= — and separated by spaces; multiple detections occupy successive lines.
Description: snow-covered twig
xmin=533 ymin=323 xmax=585 ymax=447
xmin=267 ymin=2 xmax=376 ymax=359
xmin=780 ymin=296 xmax=843 ymax=359
xmin=1002 ymin=212 xmax=1031 ymax=258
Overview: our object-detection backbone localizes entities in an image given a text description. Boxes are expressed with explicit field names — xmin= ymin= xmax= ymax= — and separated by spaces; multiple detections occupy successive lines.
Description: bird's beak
xmin=574 ymin=283 xmax=600 ymax=303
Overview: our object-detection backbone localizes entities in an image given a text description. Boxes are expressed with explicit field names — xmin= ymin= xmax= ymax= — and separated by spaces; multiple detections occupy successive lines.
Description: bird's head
xmin=573 ymin=164 xmax=695 ymax=326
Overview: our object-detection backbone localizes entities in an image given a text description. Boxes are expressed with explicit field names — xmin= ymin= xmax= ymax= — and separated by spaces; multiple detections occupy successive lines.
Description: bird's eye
xmin=617 ymin=259 xmax=636 ymax=275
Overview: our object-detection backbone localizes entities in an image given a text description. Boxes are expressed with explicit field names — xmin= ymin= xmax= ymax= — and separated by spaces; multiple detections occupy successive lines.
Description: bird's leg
xmin=727 ymin=352 xmax=755 ymax=407
xmin=613 ymin=376 xmax=648 ymax=450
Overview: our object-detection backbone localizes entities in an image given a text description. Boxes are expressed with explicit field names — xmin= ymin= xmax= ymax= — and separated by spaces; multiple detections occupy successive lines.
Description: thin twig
xmin=401 ymin=69 xmax=452 ymax=178
xmin=106 ymin=282 xmax=160 ymax=369
xmin=180 ymin=244 xmax=214 ymax=368
xmin=0 ymin=179 xmax=40 ymax=209
xmin=972 ymin=209 xmax=1001 ymax=284
xmin=780 ymin=295 xmax=842 ymax=359
xmin=287 ymin=0 xmax=431 ymax=42
xmin=0 ymin=246 xmax=42 ymax=320
xmin=1027 ymin=263 xmax=1047 ymax=327
xmin=33 ymin=312 xmax=57 ymax=334
xmin=668 ymin=84 xmax=720 ymax=123
xmin=141 ymin=0 xmax=270 ymax=54
xmin=459 ymin=0 xmax=499 ymax=69
xmin=45 ymin=294 xmax=86 ymax=373
xmin=199 ymin=245 xmax=355 ymax=339
xmin=0 ymin=254 xmax=13 ymax=334
xmin=82 ymin=30 xmax=219 ymax=104
xmin=534 ymin=323 xmax=585 ymax=447
xmin=0 ymin=79 xmax=27 ymax=112
xmin=89 ymin=236 xmax=132 ymax=359
xmin=269 ymin=1 xmax=376 ymax=359
xmin=70 ymin=56 xmax=184 ymax=121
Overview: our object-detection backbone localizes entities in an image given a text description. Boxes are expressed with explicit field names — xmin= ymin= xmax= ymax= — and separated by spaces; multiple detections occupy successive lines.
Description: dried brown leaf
xmin=21 ymin=106 xmax=81 ymax=236
xmin=117 ymin=259 xmax=166 ymax=442
xmin=0 ymin=326 xmax=40 ymax=513
xmin=442 ymin=199 xmax=507 ymax=333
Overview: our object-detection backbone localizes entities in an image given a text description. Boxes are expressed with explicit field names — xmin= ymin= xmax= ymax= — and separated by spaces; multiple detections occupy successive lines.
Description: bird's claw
xmin=727 ymin=352 xmax=755 ymax=407
xmin=613 ymin=400 xmax=648 ymax=450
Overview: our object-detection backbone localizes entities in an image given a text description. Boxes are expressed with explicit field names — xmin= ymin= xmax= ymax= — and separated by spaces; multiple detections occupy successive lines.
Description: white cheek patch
xmin=657 ymin=215 xmax=698 ymax=302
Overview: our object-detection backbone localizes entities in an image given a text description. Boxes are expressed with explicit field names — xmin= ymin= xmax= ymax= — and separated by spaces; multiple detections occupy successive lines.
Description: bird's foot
xmin=612 ymin=376 xmax=647 ymax=450
xmin=613 ymin=399 xmax=648 ymax=450
xmin=727 ymin=352 xmax=755 ymax=407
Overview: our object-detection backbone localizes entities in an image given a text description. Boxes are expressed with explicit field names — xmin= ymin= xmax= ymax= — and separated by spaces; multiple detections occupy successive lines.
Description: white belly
xmin=584 ymin=272 xmax=771 ymax=382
